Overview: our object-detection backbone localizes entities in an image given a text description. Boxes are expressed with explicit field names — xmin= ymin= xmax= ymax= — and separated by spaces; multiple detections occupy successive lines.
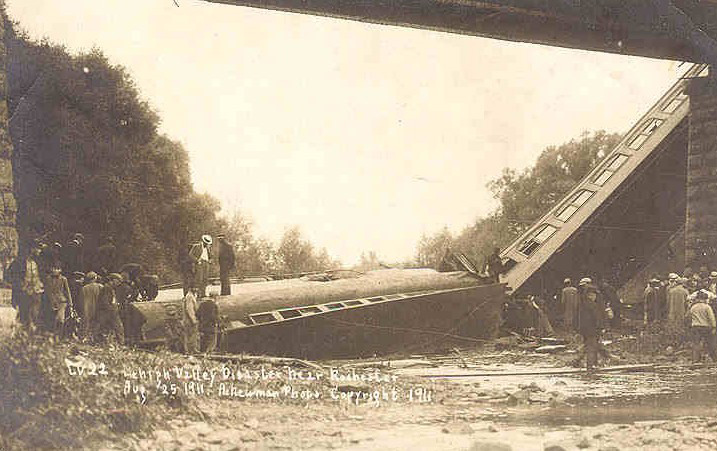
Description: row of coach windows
xmin=516 ymin=119 xmax=657 ymax=256
xmin=516 ymin=87 xmax=689 ymax=258
xmin=517 ymin=153 xmax=627 ymax=255
xmin=517 ymin=188 xmax=594 ymax=256
xmin=627 ymin=87 xmax=686 ymax=151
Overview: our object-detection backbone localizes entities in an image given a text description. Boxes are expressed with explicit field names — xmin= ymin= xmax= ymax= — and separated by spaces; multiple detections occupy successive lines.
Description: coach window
xmin=628 ymin=119 xmax=663 ymax=150
xmin=593 ymin=154 xmax=628 ymax=186
xmin=607 ymin=153 xmax=628 ymax=171
xmin=662 ymin=92 xmax=687 ymax=114
xmin=517 ymin=224 xmax=557 ymax=256
xmin=556 ymin=189 xmax=594 ymax=222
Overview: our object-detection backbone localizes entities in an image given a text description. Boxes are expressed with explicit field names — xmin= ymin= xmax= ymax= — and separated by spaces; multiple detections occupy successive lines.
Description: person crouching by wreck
xmin=685 ymin=290 xmax=717 ymax=363
xmin=529 ymin=295 xmax=554 ymax=337
xmin=44 ymin=267 xmax=74 ymax=339
xmin=182 ymin=287 xmax=200 ymax=354
xmin=598 ymin=278 xmax=620 ymax=330
xmin=577 ymin=283 xmax=604 ymax=370
xmin=96 ymin=273 xmax=125 ymax=345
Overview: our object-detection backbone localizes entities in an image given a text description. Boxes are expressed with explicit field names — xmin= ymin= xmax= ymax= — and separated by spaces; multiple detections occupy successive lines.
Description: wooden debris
xmin=206 ymin=353 xmax=324 ymax=371
xmin=452 ymin=347 xmax=469 ymax=369
xmin=534 ymin=345 xmax=568 ymax=354
xmin=415 ymin=363 xmax=658 ymax=378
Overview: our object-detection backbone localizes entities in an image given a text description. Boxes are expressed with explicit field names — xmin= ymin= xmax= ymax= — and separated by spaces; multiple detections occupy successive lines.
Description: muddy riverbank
xmin=2 ymin=305 xmax=717 ymax=450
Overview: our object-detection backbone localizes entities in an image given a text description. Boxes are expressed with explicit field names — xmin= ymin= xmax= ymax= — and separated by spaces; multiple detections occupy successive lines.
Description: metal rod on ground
xmin=413 ymin=362 xmax=717 ymax=378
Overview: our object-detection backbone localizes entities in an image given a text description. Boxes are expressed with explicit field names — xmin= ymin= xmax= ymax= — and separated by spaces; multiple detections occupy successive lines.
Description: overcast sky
xmin=7 ymin=0 xmax=688 ymax=265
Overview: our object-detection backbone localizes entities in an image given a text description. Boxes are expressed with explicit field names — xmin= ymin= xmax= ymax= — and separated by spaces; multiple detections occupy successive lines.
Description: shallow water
xmin=534 ymin=368 xmax=717 ymax=426
xmin=401 ymin=361 xmax=717 ymax=426
xmin=498 ymin=367 xmax=717 ymax=426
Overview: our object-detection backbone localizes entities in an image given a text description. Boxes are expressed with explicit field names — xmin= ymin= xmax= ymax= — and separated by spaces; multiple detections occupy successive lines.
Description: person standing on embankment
xmin=217 ymin=234 xmax=235 ymax=296
xmin=189 ymin=235 xmax=213 ymax=298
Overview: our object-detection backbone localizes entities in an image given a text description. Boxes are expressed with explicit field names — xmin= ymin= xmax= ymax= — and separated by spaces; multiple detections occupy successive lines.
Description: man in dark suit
xmin=577 ymin=284 xmax=606 ymax=370
xmin=217 ymin=234 xmax=236 ymax=296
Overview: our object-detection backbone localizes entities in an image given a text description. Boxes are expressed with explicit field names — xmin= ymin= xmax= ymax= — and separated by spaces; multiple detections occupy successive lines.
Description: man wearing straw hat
xmin=189 ymin=235 xmax=213 ymax=298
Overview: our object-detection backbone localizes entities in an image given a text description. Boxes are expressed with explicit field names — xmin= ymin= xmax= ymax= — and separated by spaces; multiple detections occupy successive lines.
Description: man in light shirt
xmin=685 ymin=291 xmax=717 ymax=363
xmin=189 ymin=235 xmax=213 ymax=298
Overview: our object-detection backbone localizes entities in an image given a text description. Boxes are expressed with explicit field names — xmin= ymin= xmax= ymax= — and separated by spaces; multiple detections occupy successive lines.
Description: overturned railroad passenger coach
xmin=127 ymin=268 xmax=506 ymax=359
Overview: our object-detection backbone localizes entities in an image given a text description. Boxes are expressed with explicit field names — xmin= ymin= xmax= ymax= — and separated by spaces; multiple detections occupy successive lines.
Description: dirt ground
xmin=2 ymin=305 xmax=717 ymax=450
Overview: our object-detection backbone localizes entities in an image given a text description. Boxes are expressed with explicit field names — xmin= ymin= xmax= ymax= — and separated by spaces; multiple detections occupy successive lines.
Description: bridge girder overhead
xmin=200 ymin=0 xmax=717 ymax=62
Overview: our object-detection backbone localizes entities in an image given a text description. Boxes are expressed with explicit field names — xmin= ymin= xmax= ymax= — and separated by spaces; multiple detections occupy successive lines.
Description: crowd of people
xmin=502 ymin=267 xmax=717 ymax=370
xmin=553 ymin=268 xmax=717 ymax=369
xmin=5 ymin=234 xmax=133 ymax=344
xmin=637 ymin=269 xmax=717 ymax=363
xmin=5 ymin=231 xmax=237 ymax=356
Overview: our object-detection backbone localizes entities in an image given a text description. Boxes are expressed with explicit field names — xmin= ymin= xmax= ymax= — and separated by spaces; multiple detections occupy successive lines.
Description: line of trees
xmin=7 ymin=25 xmax=339 ymax=281
xmin=225 ymin=214 xmax=340 ymax=276
xmin=415 ymin=131 xmax=623 ymax=269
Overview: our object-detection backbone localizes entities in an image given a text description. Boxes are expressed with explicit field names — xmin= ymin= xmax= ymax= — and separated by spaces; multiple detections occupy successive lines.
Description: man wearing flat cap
xmin=577 ymin=283 xmax=604 ymax=370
